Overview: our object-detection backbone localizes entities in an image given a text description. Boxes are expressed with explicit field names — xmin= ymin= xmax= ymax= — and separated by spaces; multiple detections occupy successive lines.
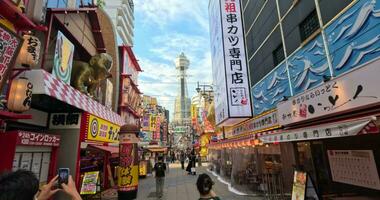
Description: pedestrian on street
xmin=0 ymin=169 xmax=82 ymax=200
xmin=186 ymin=149 xmax=196 ymax=175
xmin=153 ymin=156 xmax=167 ymax=198
xmin=196 ymin=173 xmax=221 ymax=200
xmin=180 ymin=151 xmax=186 ymax=169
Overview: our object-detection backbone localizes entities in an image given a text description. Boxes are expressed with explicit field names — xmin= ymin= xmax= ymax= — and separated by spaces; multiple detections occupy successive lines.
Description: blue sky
xmin=133 ymin=0 xmax=213 ymax=115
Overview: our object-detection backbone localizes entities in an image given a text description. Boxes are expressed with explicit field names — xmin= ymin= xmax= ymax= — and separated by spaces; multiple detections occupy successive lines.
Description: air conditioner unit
xmin=26 ymin=0 xmax=47 ymax=25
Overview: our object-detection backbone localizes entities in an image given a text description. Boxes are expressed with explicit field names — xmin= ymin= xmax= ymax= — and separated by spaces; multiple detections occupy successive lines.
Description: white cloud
xmin=134 ymin=0 xmax=209 ymax=30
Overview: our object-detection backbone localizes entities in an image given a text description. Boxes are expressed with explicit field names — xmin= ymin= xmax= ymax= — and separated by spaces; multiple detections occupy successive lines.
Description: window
xmin=273 ymin=44 xmax=285 ymax=66
xmin=299 ymin=10 xmax=319 ymax=42
xmin=47 ymin=0 xmax=68 ymax=8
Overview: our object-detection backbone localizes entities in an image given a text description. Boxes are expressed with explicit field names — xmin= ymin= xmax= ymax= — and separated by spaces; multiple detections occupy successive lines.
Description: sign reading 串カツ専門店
xmin=0 ymin=24 xmax=23 ymax=92
xmin=209 ymin=0 xmax=252 ymax=126
xmin=277 ymin=58 xmax=380 ymax=126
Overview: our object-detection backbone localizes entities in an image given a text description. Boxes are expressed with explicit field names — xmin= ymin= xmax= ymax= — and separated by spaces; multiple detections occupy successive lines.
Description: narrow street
xmin=135 ymin=163 xmax=263 ymax=200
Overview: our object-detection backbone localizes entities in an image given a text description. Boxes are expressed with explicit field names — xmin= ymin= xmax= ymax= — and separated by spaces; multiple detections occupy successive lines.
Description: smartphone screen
xmin=58 ymin=168 xmax=69 ymax=187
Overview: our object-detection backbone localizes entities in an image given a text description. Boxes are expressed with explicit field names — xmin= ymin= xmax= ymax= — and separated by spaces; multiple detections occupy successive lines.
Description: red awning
xmin=89 ymin=144 xmax=119 ymax=155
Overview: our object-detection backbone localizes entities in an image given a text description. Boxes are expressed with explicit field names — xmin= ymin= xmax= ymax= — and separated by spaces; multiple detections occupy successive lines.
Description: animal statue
xmin=71 ymin=53 xmax=113 ymax=97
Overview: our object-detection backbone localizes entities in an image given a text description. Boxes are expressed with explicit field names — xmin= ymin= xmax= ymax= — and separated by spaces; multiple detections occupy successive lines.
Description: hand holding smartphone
xmin=58 ymin=168 xmax=70 ymax=188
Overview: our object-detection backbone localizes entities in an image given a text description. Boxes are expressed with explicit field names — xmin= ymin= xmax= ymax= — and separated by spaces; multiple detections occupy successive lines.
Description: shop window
xmin=299 ymin=10 xmax=320 ymax=42
xmin=273 ymin=44 xmax=285 ymax=66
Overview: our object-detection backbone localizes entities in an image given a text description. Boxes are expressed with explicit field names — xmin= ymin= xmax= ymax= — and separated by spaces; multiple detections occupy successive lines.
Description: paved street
xmin=134 ymin=162 xmax=263 ymax=200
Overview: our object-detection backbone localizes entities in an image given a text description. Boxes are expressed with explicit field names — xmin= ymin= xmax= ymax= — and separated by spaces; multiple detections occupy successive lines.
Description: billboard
xmin=52 ymin=31 xmax=74 ymax=84
xmin=209 ymin=0 xmax=252 ymax=126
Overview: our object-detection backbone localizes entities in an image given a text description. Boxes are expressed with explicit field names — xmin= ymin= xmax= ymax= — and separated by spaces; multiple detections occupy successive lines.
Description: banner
xmin=80 ymin=171 xmax=99 ymax=195
xmin=118 ymin=143 xmax=138 ymax=191
xmin=141 ymin=114 xmax=150 ymax=131
xmin=291 ymin=170 xmax=307 ymax=200
xmin=52 ymin=31 xmax=74 ymax=84
xmin=83 ymin=113 xmax=120 ymax=143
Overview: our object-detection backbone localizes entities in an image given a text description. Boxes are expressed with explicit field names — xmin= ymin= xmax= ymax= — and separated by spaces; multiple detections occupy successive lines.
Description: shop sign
xmin=278 ymin=59 xmax=380 ymax=126
xmin=260 ymin=118 xmax=377 ymax=143
xmin=0 ymin=23 xmax=23 ymax=91
xmin=118 ymin=143 xmax=138 ymax=191
xmin=141 ymin=114 xmax=150 ymax=131
xmin=16 ymin=131 xmax=60 ymax=147
xmin=16 ymin=34 xmax=41 ymax=67
xmin=209 ymin=0 xmax=252 ymax=126
xmin=80 ymin=171 xmax=99 ymax=195
xmin=83 ymin=113 xmax=120 ymax=143
xmin=328 ymin=150 xmax=380 ymax=190
xmin=49 ymin=113 xmax=81 ymax=129
xmin=52 ymin=31 xmax=74 ymax=84
xmin=291 ymin=170 xmax=307 ymax=200
xmin=225 ymin=110 xmax=279 ymax=138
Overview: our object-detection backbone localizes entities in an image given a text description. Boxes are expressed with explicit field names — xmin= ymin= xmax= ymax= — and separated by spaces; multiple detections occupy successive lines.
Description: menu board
xmin=80 ymin=171 xmax=99 ymax=195
xmin=291 ymin=170 xmax=307 ymax=200
xmin=328 ymin=150 xmax=380 ymax=190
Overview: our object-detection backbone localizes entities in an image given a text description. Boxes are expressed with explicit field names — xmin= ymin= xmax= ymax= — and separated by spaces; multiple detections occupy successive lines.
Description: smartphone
xmin=58 ymin=168 xmax=70 ymax=187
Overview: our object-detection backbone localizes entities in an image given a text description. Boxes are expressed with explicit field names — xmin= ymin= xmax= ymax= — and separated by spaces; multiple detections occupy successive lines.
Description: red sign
xmin=16 ymin=131 xmax=61 ymax=147
xmin=0 ymin=23 xmax=23 ymax=91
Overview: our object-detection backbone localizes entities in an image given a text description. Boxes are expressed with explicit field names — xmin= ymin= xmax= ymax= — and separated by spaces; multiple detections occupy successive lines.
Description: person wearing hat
xmin=196 ymin=173 xmax=221 ymax=200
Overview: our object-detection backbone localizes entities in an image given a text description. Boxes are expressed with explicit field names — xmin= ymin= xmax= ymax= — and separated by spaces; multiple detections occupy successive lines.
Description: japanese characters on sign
xmin=16 ymin=34 xmax=41 ymax=67
xmin=225 ymin=110 xmax=279 ymax=138
xmin=259 ymin=118 xmax=377 ymax=144
xmin=49 ymin=113 xmax=81 ymax=129
xmin=16 ymin=131 xmax=61 ymax=147
xmin=83 ymin=113 xmax=120 ymax=143
xmin=278 ymin=58 xmax=380 ymax=126
xmin=209 ymin=0 xmax=252 ymax=126
xmin=118 ymin=143 xmax=139 ymax=191
xmin=80 ymin=171 xmax=99 ymax=195
xmin=0 ymin=23 xmax=23 ymax=91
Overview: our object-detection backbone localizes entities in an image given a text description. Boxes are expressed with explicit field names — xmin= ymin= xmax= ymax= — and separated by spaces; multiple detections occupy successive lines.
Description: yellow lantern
xmin=7 ymin=77 xmax=33 ymax=112
xmin=16 ymin=35 xmax=41 ymax=67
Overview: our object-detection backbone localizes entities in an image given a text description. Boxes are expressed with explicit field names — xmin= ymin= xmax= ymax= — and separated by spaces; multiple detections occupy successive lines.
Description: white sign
xmin=278 ymin=58 xmax=380 ymax=126
xmin=328 ymin=150 xmax=380 ymax=190
xmin=209 ymin=0 xmax=252 ymax=126
xmin=49 ymin=113 xmax=81 ymax=129
xmin=259 ymin=118 xmax=377 ymax=143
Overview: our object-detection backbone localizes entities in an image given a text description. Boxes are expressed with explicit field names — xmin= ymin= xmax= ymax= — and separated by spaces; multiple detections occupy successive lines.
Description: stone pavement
xmin=135 ymin=162 xmax=264 ymax=200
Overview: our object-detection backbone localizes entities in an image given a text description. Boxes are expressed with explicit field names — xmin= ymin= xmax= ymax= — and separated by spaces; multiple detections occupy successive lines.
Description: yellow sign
xmin=149 ymin=115 xmax=156 ymax=132
xmin=80 ymin=171 xmax=99 ymax=195
xmin=118 ymin=166 xmax=139 ymax=191
xmin=139 ymin=161 xmax=147 ymax=176
xmin=86 ymin=114 xmax=120 ymax=143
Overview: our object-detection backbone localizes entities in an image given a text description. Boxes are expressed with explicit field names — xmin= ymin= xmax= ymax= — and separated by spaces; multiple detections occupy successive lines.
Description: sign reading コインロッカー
xmin=277 ymin=58 xmax=380 ymax=126
xmin=209 ymin=0 xmax=252 ymax=126
xmin=83 ymin=113 xmax=120 ymax=143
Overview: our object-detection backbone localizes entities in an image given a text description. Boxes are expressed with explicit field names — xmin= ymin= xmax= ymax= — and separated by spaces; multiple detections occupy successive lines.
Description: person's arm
xmin=36 ymin=175 xmax=60 ymax=200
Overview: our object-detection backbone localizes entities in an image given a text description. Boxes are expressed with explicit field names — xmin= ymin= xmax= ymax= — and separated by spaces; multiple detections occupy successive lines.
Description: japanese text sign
xmin=49 ymin=113 xmax=81 ymax=129
xmin=209 ymin=0 xmax=252 ymax=126
xmin=0 ymin=24 xmax=23 ymax=91
xmin=118 ymin=143 xmax=138 ymax=191
xmin=16 ymin=131 xmax=60 ymax=147
xmin=80 ymin=171 xmax=99 ymax=195
xmin=83 ymin=113 xmax=120 ymax=143
xmin=278 ymin=58 xmax=380 ymax=126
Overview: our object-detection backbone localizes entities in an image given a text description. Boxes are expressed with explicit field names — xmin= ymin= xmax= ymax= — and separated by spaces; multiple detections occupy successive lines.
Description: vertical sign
xmin=209 ymin=0 xmax=252 ymax=126
xmin=118 ymin=143 xmax=139 ymax=191
xmin=52 ymin=31 xmax=74 ymax=84
xmin=0 ymin=23 xmax=23 ymax=91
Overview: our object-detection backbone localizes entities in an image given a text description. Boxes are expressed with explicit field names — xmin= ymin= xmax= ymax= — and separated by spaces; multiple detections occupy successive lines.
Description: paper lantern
xmin=16 ymin=35 xmax=41 ymax=67
xmin=7 ymin=77 xmax=33 ymax=112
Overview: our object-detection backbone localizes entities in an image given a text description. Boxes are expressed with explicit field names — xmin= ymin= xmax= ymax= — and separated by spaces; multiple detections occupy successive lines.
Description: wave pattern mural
xmin=252 ymin=63 xmax=291 ymax=115
xmin=251 ymin=0 xmax=380 ymax=116
xmin=326 ymin=0 xmax=380 ymax=76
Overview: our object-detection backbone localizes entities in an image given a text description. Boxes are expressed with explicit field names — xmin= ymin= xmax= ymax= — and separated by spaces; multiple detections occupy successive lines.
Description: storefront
xmin=0 ymin=131 xmax=60 ymax=186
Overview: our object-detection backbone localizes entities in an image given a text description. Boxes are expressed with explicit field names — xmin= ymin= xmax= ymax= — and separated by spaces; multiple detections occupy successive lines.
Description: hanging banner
xmin=82 ymin=113 xmax=120 ymax=143
xmin=278 ymin=58 xmax=380 ymax=126
xmin=0 ymin=23 xmax=23 ymax=91
xmin=52 ymin=31 xmax=74 ymax=84
xmin=209 ymin=0 xmax=252 ymax=126
xmin=259 ymin=118 xmax=377 ymax=143
xmin=291 ymin=170 xmax=307 ymax=200
xmin=80 ymin=171 xmax=99 ymax=195
xmin=118 ymin=143 xmax=139 ymax=191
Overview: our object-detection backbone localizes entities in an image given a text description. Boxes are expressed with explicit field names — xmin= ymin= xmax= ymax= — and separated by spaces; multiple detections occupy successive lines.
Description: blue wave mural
xmin=251 ymin=0 xmax=380 ymax=115
xmin=252 ymin=62 xmax=291 ymax=115
xmin=288 ymin=35 xmax=331 ymax=95
xmin=326 ymin=0 xmax=380 ymax=76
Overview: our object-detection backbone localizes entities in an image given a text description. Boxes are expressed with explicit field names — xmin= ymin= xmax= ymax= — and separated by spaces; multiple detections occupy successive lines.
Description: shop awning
xmin=259 ymin=116 xmax=379 ymax=144
xmin=89 ymin=144 xmax=119 ymax=155
xmin=25 ymin=70 xmax=125 ymax=126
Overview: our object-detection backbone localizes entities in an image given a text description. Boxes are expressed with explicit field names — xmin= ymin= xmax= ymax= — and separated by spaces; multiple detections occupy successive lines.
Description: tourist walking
xmin=153 ymin=156 xmax=167 ymax=198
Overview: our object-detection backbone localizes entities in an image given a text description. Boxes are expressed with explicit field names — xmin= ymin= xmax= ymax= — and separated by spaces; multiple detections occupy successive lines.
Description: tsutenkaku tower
xmin=173 ymin=53 xmax=191 ymax=126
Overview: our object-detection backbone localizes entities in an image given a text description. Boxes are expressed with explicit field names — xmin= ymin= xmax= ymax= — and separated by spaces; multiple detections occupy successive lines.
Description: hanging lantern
xmin=16 ymin=34 xmax=41 ymax=67
xmin=7 ymin=77 xmax=33 ymax=112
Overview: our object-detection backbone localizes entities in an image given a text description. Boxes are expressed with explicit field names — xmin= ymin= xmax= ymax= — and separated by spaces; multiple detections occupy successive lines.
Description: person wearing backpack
xmin=154 ymin=156 xmax=167 ymax=198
